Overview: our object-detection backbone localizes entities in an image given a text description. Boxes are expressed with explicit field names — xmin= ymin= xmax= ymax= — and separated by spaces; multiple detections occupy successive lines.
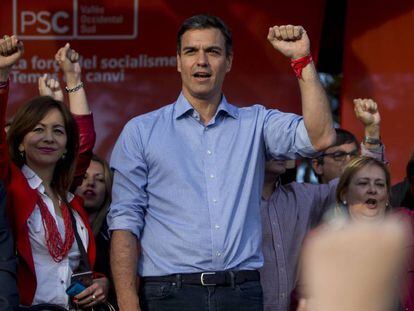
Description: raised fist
xmin=267 ymin=25 xmax=310 ymax=60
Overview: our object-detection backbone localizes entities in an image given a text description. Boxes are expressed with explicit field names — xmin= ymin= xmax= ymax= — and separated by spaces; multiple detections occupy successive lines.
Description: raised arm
xmin=55 ymin=43 xmax=96 ymax=190
xmin=38 ymin=74 xmax=64 ymax=102
xmin=0 ymin=35 xmax=23 ymax=181
xmin=55 ymin=43 xmax=90 ymax=115
xmin=353 ymin=98 xmax=385 ymax=162
xmin=267 ymin=25 xmax=335 ymax=151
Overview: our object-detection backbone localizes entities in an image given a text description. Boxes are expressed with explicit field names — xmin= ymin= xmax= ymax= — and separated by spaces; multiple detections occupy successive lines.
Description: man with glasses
xmin=311 ymin=98 xmax=384 ymax=184
xmin=260 ymin=98 xmax=384 ymax=311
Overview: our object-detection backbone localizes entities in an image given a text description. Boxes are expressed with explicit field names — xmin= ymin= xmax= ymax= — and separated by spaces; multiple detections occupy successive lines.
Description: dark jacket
xmin=0 ymin=181 xmax=19 ymax=311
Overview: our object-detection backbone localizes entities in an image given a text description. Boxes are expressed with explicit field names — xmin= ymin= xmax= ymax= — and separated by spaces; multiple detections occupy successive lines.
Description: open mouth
xmin=193 ymin=72 xmax=211 ymax=79
xmin=365 ymin=198 xmax=377 ymax=208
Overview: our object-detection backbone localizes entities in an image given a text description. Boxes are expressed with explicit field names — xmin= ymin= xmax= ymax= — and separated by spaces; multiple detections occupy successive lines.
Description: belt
xmin=142 ymin=270 xmax=260 ymax=286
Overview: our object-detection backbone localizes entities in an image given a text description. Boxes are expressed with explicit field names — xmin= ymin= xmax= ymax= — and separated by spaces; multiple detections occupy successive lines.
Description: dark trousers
xmin=139 ymin=281 xmax=263 ymax=311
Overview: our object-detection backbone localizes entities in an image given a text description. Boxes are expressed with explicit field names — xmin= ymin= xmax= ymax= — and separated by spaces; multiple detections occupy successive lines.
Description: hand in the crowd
xmin=38 ymin=74 xmax=64 ymax=102
xmin=300 ymin=218 xmax=409 ymax=311
xmin=353 ymin=98 xmax=381 ymax=127
xmin=74 ymin=277 xmax=109 ymax=308
xmin=55 ymin=43 xmax=82 ymax=86
xmin=296 ymin=299 xmax=308 ymax=311
xmin=267 ymin=25 xmax=310 ymax=60
xmin=0 ymin=35 xmax=24 ymax=81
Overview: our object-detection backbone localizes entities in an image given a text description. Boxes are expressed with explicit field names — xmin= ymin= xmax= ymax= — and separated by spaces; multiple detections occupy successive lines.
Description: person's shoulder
xmin=234 ymin=103 xmax=268 ymax=113
xmin=282 ymin=181 xmax=320 ymax=192
xmin=122 ymin=103 xmax=175 ymax=132
xmin=275 ymin=182 xmax=313 ymax=202
xmin=129 ymin=103 xmax=174 ymax=124
xmin=229 ymin=103 xmax=284 ymax=122
xmin=279 ymin=181 xmax=334 ymax=202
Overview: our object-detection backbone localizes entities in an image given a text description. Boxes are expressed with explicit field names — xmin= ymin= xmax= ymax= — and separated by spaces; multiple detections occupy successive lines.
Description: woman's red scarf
xmin=36 ymin=193 xmax=75 ymax=262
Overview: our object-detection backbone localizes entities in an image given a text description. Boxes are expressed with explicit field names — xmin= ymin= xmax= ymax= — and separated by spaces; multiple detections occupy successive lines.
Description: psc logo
xmin=13 ymin=0 xmax=138 ymax=40
xmin=19 ymin=11 xmax=71 ymax=35
xmin=13 ymin=0 xmax=74 ymax=39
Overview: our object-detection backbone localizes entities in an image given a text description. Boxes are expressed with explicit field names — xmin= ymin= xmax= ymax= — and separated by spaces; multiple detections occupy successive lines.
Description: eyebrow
xmin=37 ymin=122 xmax=65 ymax=128
xmin=182 ymin=45 xmax=223 ymax=52
xmin=356 ymin=177 xmax=385 ymax=182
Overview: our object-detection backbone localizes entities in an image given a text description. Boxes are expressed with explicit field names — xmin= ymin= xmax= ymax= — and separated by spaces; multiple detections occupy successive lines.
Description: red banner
xmin=1 ymin=0 xmax=325 ymax=158
xmin=341 ymin=0 xmax=414 ymax=183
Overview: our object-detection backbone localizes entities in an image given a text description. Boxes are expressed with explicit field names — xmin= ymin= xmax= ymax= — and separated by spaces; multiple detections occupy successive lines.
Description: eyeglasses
xmin=321 ymin=149 xmax=359 ymax=162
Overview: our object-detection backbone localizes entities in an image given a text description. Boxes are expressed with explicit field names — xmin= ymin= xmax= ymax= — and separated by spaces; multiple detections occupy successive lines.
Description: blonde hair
xmin=335 ymin=156 xmax=391 ymax=213
xmin=89 ymin=154 xmax=113 ymax=236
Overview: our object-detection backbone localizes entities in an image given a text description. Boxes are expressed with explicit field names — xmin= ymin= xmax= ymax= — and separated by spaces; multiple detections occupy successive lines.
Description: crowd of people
xmin=0 ymin=13 xmax=413 ymax=311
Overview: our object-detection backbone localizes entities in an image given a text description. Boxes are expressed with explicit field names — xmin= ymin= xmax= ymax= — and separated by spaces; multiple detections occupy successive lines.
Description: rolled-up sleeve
xmin=360 ymin=143 xmax=387 ymax=163
xmin=263 ymin=109 xmax=318 ymax=159
xmin=107 ymin=120 xmax=148 ymax=239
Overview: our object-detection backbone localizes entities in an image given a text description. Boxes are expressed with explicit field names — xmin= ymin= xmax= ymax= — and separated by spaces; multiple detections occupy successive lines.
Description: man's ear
xmin=226 ymin=54 xmax=233 ymax=73
xmin=177 ymin=54 xmax=181 ymax=73
xmin=311 ymin=158 xmax=324 ymax=176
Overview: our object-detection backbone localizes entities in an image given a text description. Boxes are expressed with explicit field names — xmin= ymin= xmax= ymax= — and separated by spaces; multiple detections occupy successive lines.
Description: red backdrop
xmin=1 ymin=0 xmax=325 ymax=158
xmin=341 ymin=0 xmax=414 ymax=183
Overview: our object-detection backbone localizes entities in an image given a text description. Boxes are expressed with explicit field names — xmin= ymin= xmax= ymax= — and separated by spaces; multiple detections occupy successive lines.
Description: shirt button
xmin=212 ymin=198 xmax=217 ymax=203
xmin=210 ymin=174 xmax=215 ymax=179
xmin=216 ymin=252 xmax=221 ymax=257
xmin=214 ymin=224 xmax=220 ymax=229
xmin=207 ymin=150 xmax=212 ymax=155
xmin=281 ymin=293 xmax=285 ymax=298
xmin=60 ymin=280 xmax=65 ymax=284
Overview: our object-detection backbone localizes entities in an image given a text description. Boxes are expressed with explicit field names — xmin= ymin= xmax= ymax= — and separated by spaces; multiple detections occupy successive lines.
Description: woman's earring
xmin=61 ymin=153 xmax=66 ymax=160
xmin=20 ymin=151 xmax=25 ymax=159
xmin=342 ymin=200 xmax=347 ymax=206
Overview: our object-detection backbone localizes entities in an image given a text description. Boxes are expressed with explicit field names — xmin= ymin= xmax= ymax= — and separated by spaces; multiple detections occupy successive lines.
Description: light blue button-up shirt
xmin=108 ymin=93 xmax=317 ymax=277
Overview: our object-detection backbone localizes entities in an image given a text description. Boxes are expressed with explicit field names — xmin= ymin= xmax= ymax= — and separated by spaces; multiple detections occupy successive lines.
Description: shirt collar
xmin=173 ymin=92 xmax=239 ymax=120
xmin=21 ymin=165 xmax=74 ymax=201
xmin=21 ymin=165 xmax=44 ymax=192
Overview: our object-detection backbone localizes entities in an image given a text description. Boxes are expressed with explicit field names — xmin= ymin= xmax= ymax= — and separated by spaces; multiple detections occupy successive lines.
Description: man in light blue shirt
xmin=108 ymin=14 xmax=335 ymax=311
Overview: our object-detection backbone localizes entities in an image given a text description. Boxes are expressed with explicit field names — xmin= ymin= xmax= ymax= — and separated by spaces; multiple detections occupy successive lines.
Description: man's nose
xmin=196 ymin=51 xmax=208 ymax=66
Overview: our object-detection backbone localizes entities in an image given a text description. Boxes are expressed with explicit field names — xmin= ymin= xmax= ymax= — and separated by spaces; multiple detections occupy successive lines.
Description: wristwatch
xmin=363 ymin=136 xmax=381 ymax=145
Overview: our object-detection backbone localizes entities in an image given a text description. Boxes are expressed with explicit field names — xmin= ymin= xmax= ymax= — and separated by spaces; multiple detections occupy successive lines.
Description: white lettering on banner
xmin=10 ymin=54 xmax=176 ymax=84
xmin=13 ymin=0 xmax=138 ymax=40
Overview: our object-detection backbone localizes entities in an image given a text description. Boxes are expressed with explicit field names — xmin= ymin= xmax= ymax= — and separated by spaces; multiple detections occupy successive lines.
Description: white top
xmin=22 ymin=165 xmax=89 ymax=308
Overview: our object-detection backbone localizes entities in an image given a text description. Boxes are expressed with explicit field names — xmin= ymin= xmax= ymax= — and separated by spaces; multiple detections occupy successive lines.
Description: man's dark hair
xmin=315 ymin=128 xmax=358 ymax=165
xmin=332 ymin=128 xmax=358 ymax=148
xmin=177 ymin=14 xmax=233 ymax=57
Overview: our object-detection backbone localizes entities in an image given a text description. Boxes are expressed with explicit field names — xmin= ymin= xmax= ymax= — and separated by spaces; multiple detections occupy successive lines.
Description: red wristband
xmin=290 ymin=54 xmax=312 ymax=79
